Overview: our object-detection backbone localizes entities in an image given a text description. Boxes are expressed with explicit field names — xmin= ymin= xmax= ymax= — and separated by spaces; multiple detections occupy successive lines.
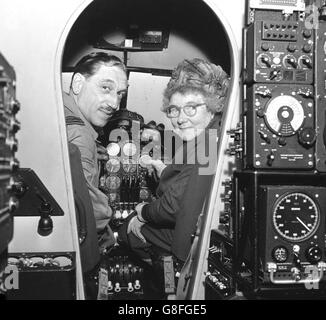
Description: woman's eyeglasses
xmin=165 ymin=103 xmax=206 ymax=118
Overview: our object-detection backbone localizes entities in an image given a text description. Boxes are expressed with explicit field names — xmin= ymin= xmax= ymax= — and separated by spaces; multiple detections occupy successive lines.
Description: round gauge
xmin=283 ymin=55 xmax=297 ymax=69
xmin=106 ymin=158 xmax=120 ymax=173
xmin=122 ymin=158 xmax=137 ymax=173
xmin=139 ymin=188 xmax=150 ymax=200
xmin=122 ymin=141 xmax=137 ymax=157
xmin=106 ymin=143 xmax=120 ymax=157
xmin=265 ymin=95 xmax=305 ymax=136
xmin=272 ymin=246 xmax=288 ymax=263
xmin=139 ymin=154 xmax=152 ymax=168
xmin=105 ymin=175 xmax=121 ymax=190
xmin=272 ymin=193 xmax=320 ymax=242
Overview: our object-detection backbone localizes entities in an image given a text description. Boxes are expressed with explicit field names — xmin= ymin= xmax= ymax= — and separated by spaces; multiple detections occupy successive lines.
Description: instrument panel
xmin=99 ymin=110 xmax=163 ymax=228
xmin=245 ymin=84 xmax=315 ymax=169
xmin=260 ymin=185 xmax=326 ymax=276
xmin=0 ymin=52 xmax=20 ymax=293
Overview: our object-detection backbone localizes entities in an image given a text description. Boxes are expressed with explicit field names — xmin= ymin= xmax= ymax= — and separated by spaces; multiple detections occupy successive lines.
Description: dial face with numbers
xmin=272 ymin=246 xmax=288 ymax=263
xmin=264 ymin=95 xmax=304 ymax=137
xmin=272 ymin=193 xmax=320 ymax=242
xmin=106 ymin=158 xmax=120 ymax=173
xmin=122 ymin=141 xmax=137 ymax=157
xmin=105 ymin=175 xmax=121 ymax=190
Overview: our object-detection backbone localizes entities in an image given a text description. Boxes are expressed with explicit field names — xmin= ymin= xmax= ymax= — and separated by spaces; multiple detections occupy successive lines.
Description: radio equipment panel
xmin=0 ymin=52 xmax=19 ymax=293
xmin=244 ymin=84 xmax=315 ymax=169
xmin=315 ymin=20 xmax=326 ymax=172
xmin=245 ymin=20 xmax=314 ymax=84
xmin=259 ymin=185 xmax=326 ymax=286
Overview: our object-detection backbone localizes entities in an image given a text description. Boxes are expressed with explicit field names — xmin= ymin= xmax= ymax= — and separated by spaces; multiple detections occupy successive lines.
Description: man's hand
xmin=148 ymin=159 xmax=166 ymax=178
xmin=127 ymin=216 xmax=146 ymax=243
xmin=97 ymin=144 xmax=109 ymax=161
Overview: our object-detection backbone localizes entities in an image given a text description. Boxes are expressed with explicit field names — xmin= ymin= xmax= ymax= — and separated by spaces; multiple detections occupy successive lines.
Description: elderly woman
xmin=118 ymin=58 xmax=229 ymax=267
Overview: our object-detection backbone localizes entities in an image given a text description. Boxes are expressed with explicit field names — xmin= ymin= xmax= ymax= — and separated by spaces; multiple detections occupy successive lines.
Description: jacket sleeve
xmin=141 ymin=165 xmax=194 ymax=226
xmin=171 ymin=168 xmax=214 ymax=262
xmin=67 ymin=125 xmax=112 ymax=232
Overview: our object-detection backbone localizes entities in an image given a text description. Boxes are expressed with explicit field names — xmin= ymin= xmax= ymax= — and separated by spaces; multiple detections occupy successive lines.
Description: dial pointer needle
xmin=296 ymin=217 xmax=311 ymax=232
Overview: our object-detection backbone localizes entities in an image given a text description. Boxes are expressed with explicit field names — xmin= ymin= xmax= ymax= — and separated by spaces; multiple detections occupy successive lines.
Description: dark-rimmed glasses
xmin=165 ymin=102 xmax=206 ymax=118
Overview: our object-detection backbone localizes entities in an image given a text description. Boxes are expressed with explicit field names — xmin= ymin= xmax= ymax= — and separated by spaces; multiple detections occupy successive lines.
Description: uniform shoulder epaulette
xmin=65 ymin=116 xmax=85 ymax=126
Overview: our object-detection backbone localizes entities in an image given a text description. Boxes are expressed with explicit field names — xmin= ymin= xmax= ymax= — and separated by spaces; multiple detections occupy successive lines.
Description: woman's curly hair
xmin=163 ymin=58 xmax=230 ymax=114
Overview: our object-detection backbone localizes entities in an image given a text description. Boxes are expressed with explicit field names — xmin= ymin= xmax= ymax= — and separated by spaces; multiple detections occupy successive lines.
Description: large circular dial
xmin=106 ymin=158 xmax=120 ymax=173
xmin=105 ymin=175 xmax=121 ymax=190
xmin=122 ymin=141 xmax=137 ymax=157
xmin=107 ymin=143 xmax=120 ymax=157
xmin=265 ymin=95 xmax=305 ymax=136
xmin=273 ymin=193 xmax=320 ymax=242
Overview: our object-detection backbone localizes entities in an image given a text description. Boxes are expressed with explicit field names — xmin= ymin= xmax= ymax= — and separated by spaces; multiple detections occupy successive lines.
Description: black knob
xmin=287 ymin=57 xmax=297 ymax=68
xmin=40 ymin=201 xmax=52 ymax=212
xmin=302 ymin=58 xmax=312 ymax=68
xmin=306 ymin=246 xmax=322 ymax=264
xmin=256 ymin=108 xmax=265 ymax=118
xmin=10 ymin=119 xmax=20 ymax=134
xmin=303 ymin=44 xmax=312 ymax=53
xmin=287 ymin=44 xmax=297 ymax=52
xmin=38 ymin=214 xmax=53 ymax=237
xmin=10 ymin=99 xmax=20 ymax=114
xmin=267 ymin=152 xmax=275 ymax=166
xmin=262 ymin=56 xmax=271 ymax=67
xmin=261 ymin=43 xmax=269 ymax=51
xmin=303 ymin=30 xmax=312 ymax=38
xmin=278 ymin=137 xmax=287 ymax=146
xmin=298 ymin=127 xmax=316 ymax=147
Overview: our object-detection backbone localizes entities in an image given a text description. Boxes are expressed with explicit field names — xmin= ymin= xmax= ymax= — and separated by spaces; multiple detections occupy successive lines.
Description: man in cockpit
xmin=63 ymin=52 xmax=128 ymax=252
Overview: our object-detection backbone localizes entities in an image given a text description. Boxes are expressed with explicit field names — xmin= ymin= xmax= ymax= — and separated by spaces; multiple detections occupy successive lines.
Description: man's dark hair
xmin=72 ymin=52 xmax=127 ymax=79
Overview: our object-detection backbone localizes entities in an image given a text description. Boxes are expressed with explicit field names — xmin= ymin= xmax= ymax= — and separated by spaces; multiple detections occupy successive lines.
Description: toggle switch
xmin=269 ymin=70 xmax=280 ymax=80
xmin=258 ymin=131 xmax=270 ymax=144
xmin=267 ymin=152 xmax=275 ymax=166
